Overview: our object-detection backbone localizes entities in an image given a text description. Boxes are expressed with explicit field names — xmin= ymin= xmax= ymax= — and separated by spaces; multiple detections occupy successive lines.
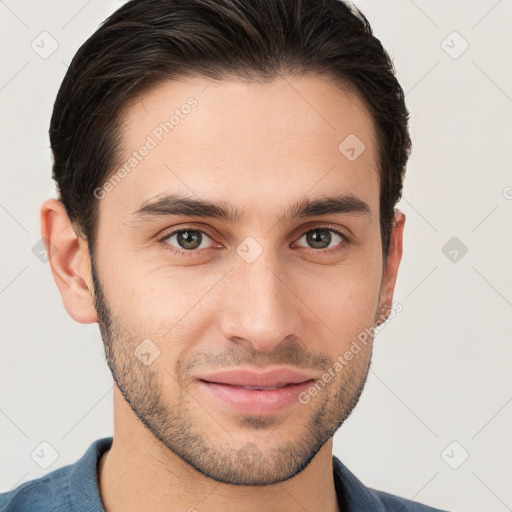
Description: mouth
xmin=199 ymin=382 xmax=300 ymax=391
xmin=195 ymin=369 xmax=316 ymax=416
xmin=197 ymin=368 xmax=316 ymax=387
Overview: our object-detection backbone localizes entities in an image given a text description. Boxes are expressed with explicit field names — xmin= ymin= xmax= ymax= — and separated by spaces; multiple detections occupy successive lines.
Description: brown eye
xmin=296 ymin=228 xmax=346 ymax=251
xmin=162 ymin=229 xmax=214 ymax=251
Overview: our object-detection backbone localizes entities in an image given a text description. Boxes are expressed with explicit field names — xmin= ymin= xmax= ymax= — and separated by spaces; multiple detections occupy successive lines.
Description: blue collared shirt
xmin=0 ymin=437 xmax=448 ymax=511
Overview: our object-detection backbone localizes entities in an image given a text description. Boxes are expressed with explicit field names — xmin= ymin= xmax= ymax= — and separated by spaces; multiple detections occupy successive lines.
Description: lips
xmin=196 ymin=368 xmax=316 ymax=416
xmin=197 ymin=368 xmax=315 ymax=388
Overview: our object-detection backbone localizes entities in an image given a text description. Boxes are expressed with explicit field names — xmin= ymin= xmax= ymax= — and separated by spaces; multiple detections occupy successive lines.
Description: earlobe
xmin=376 ymin=209 xmax=405 ymax=324
xmin=40 ymin=198 xmax=98 ymax=324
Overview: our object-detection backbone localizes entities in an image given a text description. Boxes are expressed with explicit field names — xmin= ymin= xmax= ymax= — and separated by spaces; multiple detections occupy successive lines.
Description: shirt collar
xmin=68 ymin=436 xmax=112 ymax=512
xmin=333 ymin=455 xmax=386 ymax=511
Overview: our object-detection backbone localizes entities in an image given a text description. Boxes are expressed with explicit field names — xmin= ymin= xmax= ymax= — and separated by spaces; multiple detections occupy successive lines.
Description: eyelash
xmin=157 ymin=225 xmax=350 ymax=258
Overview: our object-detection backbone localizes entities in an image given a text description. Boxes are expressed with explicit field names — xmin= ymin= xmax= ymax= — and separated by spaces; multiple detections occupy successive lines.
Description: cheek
xmin=297 ymin=263 xmax=382 ymax=351
xmin=101 ymin=262 xmax=216 ymax=352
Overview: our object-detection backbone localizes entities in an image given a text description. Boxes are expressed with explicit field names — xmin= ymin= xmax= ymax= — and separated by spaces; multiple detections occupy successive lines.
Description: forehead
xmin=101 ymin=75 xmax=380 ymax=224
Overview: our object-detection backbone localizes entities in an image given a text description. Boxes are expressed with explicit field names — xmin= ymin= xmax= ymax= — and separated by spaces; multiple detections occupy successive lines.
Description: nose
xmin=219 ymin=251 xmax=306 ymax=353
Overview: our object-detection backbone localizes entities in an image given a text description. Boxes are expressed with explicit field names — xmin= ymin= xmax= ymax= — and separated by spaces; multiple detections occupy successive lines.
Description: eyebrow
xmin=130 ymin=192 xmax=372 ymax=224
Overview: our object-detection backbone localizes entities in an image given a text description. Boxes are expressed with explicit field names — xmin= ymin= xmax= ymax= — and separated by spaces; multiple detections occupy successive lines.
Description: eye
xmin=160 ymin=228 xmax=217 ymax=256
xmin=294 ymin=227 xmax=347 ymax=252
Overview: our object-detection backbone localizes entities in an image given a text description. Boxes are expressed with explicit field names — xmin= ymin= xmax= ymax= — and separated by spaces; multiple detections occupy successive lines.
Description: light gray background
xmin=1 ymin=1 xmax=511 ymax=511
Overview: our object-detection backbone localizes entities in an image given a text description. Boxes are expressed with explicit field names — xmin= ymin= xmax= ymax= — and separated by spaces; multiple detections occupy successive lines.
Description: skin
xmin=41 ymin=74 xmax=405 ymax=512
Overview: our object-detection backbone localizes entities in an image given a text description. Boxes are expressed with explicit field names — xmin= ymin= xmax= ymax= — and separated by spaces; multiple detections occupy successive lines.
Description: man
xmin=0 ymin=0 xmax=449 ymax=510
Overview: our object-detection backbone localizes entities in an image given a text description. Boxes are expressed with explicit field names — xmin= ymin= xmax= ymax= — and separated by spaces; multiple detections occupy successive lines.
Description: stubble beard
xmin=90 ymin=254 xmax=373 ymax=486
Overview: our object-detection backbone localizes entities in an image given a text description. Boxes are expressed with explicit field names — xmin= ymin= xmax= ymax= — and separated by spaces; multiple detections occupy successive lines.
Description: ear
xmin=40 ymin=198 xmax=98 ymax=324
xmin=375 ymin=209 xmax=405 ymax=325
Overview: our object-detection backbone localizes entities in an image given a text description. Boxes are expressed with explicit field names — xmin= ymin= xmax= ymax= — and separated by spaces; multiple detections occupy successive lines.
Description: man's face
xmin=92 ymin=75 xmax=388 ymax=485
